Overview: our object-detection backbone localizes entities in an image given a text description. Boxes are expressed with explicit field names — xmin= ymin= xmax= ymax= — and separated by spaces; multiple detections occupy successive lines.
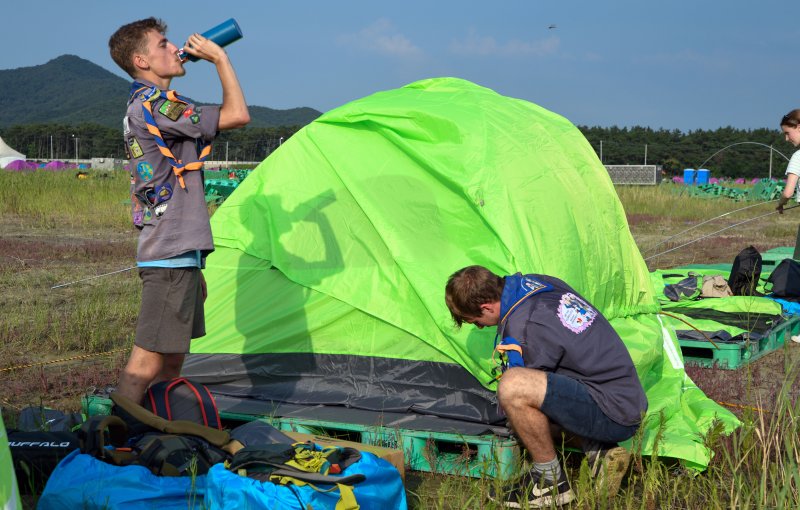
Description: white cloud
xmin=338 ymin=18 xmax=423 ymax=58
xmin=449 ymin=31 xmax=559 ymax=58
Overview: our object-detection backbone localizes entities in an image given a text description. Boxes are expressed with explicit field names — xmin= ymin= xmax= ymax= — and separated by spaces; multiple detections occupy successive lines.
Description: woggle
xmin=177 ymin=18 xmax=243 ymax=62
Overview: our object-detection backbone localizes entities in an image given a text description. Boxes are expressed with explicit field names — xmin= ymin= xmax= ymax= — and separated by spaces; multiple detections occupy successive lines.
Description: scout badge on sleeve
xmin=557 ymin=293 xmax=597 ymax=334
xmin=158 ymin=100 xmax=187 ymax=121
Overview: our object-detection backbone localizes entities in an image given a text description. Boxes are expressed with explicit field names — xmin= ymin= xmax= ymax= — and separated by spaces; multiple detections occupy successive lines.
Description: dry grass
xmin=4 ymin=172 xmax=800 ymax=508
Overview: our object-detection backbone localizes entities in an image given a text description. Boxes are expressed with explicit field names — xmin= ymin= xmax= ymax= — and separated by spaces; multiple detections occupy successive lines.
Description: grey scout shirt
xmin=499 ymin=273 xmax=648 ymax=426
xmin=125 ymin=79 xmax=221 ymax=262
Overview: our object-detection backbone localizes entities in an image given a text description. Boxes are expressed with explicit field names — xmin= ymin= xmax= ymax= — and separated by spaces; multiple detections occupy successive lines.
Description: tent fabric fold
xmin=184 ymin=77 xmax=738 ymax=470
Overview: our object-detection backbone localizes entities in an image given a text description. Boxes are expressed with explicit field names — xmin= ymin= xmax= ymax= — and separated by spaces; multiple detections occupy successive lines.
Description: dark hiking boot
xmin=489 ymin=468 xmax=575 ymax=508
xmin=584 ymin=440 xmax=631 ymax=498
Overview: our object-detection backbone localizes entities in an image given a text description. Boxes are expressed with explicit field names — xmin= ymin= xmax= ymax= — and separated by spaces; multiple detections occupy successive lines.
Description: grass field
xmin=3 ymin=170 xmax=800 ymax=508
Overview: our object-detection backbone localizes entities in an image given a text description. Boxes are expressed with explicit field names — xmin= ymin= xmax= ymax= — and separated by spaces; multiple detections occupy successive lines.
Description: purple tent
xmin=44 ymin=160 xmax=68 ymax=170
xmin=709 ymin=177 xmax=719 ymax=184
xmin=734 ymin=178 xmax=745 ymax=184
xmin=3 ymin=159 xmax=27 ymax=170
xmin=672 ymin=176 xmax=684 ymax=184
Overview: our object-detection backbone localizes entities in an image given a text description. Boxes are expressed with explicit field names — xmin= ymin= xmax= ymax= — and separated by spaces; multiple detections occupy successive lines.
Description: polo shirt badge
xmin=557 ymin=293 xmax=597 ymax=334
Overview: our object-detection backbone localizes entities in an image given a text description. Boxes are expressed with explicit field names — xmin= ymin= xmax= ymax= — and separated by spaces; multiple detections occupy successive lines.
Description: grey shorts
xmin=135 ymin=267 xmax=205 ymax=353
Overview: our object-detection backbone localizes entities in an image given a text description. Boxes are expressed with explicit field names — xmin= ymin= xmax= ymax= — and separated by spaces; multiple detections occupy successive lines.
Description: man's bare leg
xmin=497 ymin=367 xmax=555 ymax=461
xmin=117 ymin=345 xmax=165 ymax=405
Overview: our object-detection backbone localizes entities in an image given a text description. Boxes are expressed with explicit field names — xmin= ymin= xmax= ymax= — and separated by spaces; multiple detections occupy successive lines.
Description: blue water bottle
xmin=177 ymin=18 xmax=243 ymax=62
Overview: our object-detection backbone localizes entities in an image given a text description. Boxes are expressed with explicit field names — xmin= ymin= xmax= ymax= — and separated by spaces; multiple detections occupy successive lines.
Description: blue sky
xmin=2 ymin=1 xmax=795 ymax=132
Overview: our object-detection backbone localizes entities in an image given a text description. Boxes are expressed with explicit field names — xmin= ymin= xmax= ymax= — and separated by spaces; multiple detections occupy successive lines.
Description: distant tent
xmin=44 ymin=160 xmax=67 ymax=170
xmin=183 ymin=77 xmax=738 ymax=470
xmin=735 ymin=178 xmax=745 ymax=184
xmin=0 ymin=137 xmax=26 ymax=169
xmin=3 ymin=159 xmax=27 ymax=171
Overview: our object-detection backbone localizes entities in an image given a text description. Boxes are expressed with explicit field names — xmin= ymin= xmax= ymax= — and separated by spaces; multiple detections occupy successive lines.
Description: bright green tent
xmin=0 ymin=413 xmax=21 ymax=510
xmin=184 ymin=77 xmax=738 ymax=469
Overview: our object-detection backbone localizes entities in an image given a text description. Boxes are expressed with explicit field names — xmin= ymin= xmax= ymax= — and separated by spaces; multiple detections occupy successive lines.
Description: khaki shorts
xmin=135 ymin=267 xmax=205 ymax=353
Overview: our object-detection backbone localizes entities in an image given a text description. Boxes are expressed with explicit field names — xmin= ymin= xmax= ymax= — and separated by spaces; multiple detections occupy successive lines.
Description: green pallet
xmin=761 ymin=247 xmax=796 ymax=273
xmin=81 ymin=396 xmax=519 ymax=480
xmin=221 ymin=411 xmax=520 ymax=480
xmin=679 ymin=315 xmax=800 ymax=369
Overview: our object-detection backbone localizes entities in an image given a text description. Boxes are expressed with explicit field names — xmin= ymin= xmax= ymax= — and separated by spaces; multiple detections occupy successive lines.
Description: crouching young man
xmin=445 ymin=266 xmax=648 ymax=508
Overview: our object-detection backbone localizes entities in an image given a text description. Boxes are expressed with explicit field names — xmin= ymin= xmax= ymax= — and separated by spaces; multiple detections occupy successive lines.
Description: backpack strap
xmin=78 ymin=415 xmax=136 ymax=466
xmin=111 ymin=392 xmax=230 ymax=447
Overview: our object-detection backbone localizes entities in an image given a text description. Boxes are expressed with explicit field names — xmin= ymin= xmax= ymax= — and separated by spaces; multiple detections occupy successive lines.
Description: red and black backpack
xmin=144 ymin=377 xmax=222 ymax=430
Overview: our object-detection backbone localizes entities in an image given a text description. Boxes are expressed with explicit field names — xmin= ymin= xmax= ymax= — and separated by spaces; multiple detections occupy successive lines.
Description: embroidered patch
xmin=158 ymin=100 xmax=187 ymax=121
xmin=189 ymin=113 xmax=200 ymax=124
xmin=136 ymin=161 xmax=154 ymax=181
xmin=123 ymin=116 xmax=130 ymax=136
xmin=128 ymin=137 xmax=144 ymax=158
xmin=143 ymin=208 xmax=153 ymax=223
xmin=557 ymin=293 xmax=597 ymax=334
xmin=154 ymin=203 xmax=168 ymax=217
xmin=132 ymin=200 xmax=143 ymax=226
xmin=153 ymin=183 xmax=173 ymax=204
xmin=183 ymin=108 xmax=193 ymax=118
xmin=519 ymin=276 xmax=551 ymax=295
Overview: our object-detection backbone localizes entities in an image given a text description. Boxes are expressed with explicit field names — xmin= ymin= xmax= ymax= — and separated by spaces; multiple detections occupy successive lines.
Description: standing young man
xmin=445 ymin=266 xmax=648 ymax=508
xmin=109 ymin=18 xmax=250 ymax=404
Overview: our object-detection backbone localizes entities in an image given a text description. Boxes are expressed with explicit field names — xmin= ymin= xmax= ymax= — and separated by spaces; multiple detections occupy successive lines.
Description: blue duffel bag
xmin=204 ymin=447 xmax=407 ymax=510
xmin=37 ymin=449 xmax=206 ymax=510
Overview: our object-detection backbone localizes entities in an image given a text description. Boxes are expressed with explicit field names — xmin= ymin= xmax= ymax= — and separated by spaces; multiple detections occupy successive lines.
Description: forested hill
xmin=0 ymin=55 xmax=321 ymax=129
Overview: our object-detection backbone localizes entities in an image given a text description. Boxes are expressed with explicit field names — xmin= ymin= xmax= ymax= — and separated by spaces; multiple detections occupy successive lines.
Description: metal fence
xmin=605 ymin=165 xmax=662 ymax=185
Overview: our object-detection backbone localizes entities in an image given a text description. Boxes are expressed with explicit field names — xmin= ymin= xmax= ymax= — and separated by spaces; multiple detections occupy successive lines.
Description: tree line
xmin=2 ymin=123 xmax=794 ymax=178
xmin=0 ymin=124 xmax=303 ymax=163
xmin=579 ymin=125 xmax=794 ymax=178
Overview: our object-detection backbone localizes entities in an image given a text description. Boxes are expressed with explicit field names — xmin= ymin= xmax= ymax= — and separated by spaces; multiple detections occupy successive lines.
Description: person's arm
xmin=182 ymin=33 xmax=250 ymax=131
xmin=778 ymin=173 xmax=798 ymax=213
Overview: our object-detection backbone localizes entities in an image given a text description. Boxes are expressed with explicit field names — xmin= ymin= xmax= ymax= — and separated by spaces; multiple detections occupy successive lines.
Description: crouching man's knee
xmin=497 ymin=367 xmax=548 ymax=411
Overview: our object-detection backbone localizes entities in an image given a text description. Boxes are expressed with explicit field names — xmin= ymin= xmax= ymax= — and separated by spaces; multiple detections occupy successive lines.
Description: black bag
xmin=78 ymin=414 xmax=230 ymax=477
xmin=766 ymin=259 xmax=800 ymax=298
xmin=663 ymin=274 xmax=701 ymax=301
xmin=17 ymin=406 xmax=84 ymax=432
xmin=144 ymin=377 xmax=222 ymax=429
xmin=728 ymin=246 xmax=763 ymax=296
xmin=134 ymin=433 xmax=229 ymax=476
xmin=8 ymin=430 xmax=80 ymax=493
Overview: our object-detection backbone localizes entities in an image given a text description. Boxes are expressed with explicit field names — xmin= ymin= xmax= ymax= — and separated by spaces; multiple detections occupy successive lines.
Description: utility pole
xmin=225 ymin=141 xmax=229 ymax=166
xmin=50 ymin=135 xmax=53 ymax=160
xmin=769 ymin=145 xmax=773 ymax=180
xmin=71 ymin=134 xmax=79 ymax=166
xmin=644 ymin=144 xmax=648 ymax=165
xmin=599 ymin=140 xmax=603 ymax=163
